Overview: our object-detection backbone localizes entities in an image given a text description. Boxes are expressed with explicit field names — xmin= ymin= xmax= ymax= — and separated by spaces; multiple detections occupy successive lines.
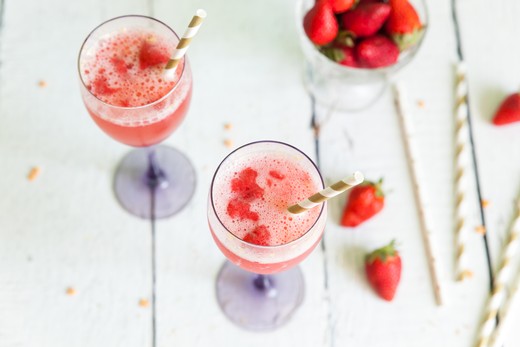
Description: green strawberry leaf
xmin=320 ymin=47 xmax=345 ymax=63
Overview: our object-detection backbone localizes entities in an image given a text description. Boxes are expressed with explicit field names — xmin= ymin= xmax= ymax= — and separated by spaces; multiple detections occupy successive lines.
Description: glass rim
xmin=209 ymin=140 xmax=326 ymax=250
xmin=77 ymin=14 xmax=186 ymax=111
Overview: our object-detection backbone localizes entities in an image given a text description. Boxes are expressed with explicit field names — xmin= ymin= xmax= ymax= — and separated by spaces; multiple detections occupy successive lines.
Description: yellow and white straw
xmin=454 ymin=61 xmax=473 ymax=281
xmin=287 ymin=172 xmax=364 ymax=215
xmin=393 ymin=83 xmax=443 ymax=306
xmin=489 ymin=250 xmax=520 ymax=347
xmin=164 ymin=9 xmax=206 ymax=78
xmin=476 ymin=198 xmax=520 ymax=347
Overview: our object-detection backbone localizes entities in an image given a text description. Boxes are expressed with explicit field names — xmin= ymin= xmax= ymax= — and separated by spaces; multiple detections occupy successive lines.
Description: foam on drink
xmin=80 ymin=29 xmax=183 ymax=108
xmin=213 ymin=153 xmax=322 ymax=246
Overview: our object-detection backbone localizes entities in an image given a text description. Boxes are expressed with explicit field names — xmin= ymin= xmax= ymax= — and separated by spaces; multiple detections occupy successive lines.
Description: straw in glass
xmin=287 ymin=172 xmax=364 ymax=215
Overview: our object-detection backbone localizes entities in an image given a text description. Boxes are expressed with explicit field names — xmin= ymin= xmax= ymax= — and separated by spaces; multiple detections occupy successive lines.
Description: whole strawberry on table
xmin=365 ymin=240 xmax=402 ymax=301
xmin=303 ymin=0 xmax=424 ymax=69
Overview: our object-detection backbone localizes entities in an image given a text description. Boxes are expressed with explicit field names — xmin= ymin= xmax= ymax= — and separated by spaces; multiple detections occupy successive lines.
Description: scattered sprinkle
xmin=417 ymin=99 xmax=425 ymax=108
xmin=459 ymin=270 xmax=473 ymax=280
xmin=223 ymin=139 xmax=233 ymax=148
xmin=38 ymin=80 xmax=47 ymax=88
xmin=224 ymin=123 xmax=232 ymax=130
xmin=481 ymin=199 xmax=490 ymax=208
xmin=66 ymin=287 xmax=76 ymax=296
xmin=475 ymin=225 xmax=486 ymax=235
xmin=139 ymin=298 xmax=149 ymax=308
xmin=27 ymin=166 xmax=41 ymax=181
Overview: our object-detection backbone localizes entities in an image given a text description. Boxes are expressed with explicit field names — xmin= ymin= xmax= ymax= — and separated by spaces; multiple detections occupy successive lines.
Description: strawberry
xmin=330 ymin=0 xmax=356 ymax=13
xmin=341 ymin=3 xmax=391 ymax=38
xmin=385 ymin=0 xmax=423 ymax=51
xmin=91 ymin=75 xmax=119 ymax=96
xmin=493 ymin=93 xmax=520 ymax=126
xmin=304 ymin=0 xmax=339 ymax=45
xmin=110 ymin=57 xmax=129 ymax=75
xmin=227 ymin=199 xmax=259 ymax=221
xmin=355 ymin=35 xmax=399 ymax=68
xmin=139 ymin=40 xmax=170 ymax=69
xmin=243 ymin=225 xmax=271 ymax=246
xmin=269 ymin=170 xmax=286 ymax=180
xmin=365 ymin=240 xmax=402 ymax=301
xmin=341 ymin=178 xmax=384 ymax=226
xmin=321 ymin=45 xmax=358 ymax=67
xmin=231 ymin=167 xmax=264 ymax=201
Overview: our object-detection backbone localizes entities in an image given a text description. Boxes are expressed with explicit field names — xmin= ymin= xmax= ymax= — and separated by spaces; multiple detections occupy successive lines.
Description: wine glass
xmin=78 ymin=15 xmax=195 ymax=218
xmin=208 ymin=141 xmax=327 ymax=330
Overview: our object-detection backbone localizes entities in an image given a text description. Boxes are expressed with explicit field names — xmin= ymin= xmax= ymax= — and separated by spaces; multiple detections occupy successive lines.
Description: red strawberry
xmin=110 ymin=57 xmax=129 ymax=75
xmin=139 ymin=40 xmax=170 ymax=69
xmin=91 ymin=75 xmax=119 ymax=96
xmin=365 ymin=240 xmax=402 ymax=301
xmin=330 ymin=0 xmax=356 ymax=13
xmin=227 ymin=199 xmax=259 ymax=221
xmin=304 ymin=0 xmax=339 ymax=45
xmin=385 ymin=0 xmax=423 ymax=51
xmin=493 ymin=93 xmax=520 ymax=126
xmin=355 ymin=35 xmax=399 ymax=68
xmin=231 ymin=168 xmax=264 ymax=200
xmin=341 ymin=179 xmax=384 ymax=226
xmin=341 ymin=3 xmax=391 ymax=38
xmin=269 ymin=170 xmax=285 ymax=180
xmin=321 ymin=45 xmax=358 ymax=67
xmin=243 ymin=225 xmax=271 ymax=246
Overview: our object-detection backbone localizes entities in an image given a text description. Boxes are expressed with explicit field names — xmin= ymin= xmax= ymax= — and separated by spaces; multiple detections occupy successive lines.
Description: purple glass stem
xmin=113 ymin=145 xmax=196 ymax=219
xmin=215 ymin=261 xmax=304 ymax=331
xmin=146 ymin=147 xmax=168 ymax=190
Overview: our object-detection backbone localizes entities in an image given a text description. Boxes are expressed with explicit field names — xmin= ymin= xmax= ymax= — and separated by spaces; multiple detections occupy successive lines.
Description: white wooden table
xmin=1 ymin=0 xmax=520 ymax=346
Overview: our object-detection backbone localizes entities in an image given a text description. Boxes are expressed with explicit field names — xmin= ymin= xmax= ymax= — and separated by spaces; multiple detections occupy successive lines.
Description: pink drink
xmin=79 ymin=27 xmax=192 ymax=147
xmin=208 ymin=142 xmax=327 ymax=274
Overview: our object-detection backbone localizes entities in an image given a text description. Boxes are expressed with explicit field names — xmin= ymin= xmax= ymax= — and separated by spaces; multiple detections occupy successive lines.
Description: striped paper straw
xmin=476 ymin=197 xmax=520 ymax=347
xmin=164 ymin=9 xmax=206 ymax=75
xmin=454 ymin=60 xmax=473 ymax=281
xmin=392 ymin=83 xmax=443 ymax=306
xmin=287 ymin=172 xmax=364 ymax=215
xmin=489 ymin=250 xmax=520 ymax=347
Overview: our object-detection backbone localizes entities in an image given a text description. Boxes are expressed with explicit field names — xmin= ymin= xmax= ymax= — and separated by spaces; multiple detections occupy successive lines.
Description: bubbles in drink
xmin=213 ymin=154 xmax=322 ymax=246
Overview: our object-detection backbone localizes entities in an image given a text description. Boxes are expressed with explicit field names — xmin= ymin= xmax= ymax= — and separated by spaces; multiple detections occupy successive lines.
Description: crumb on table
xmin=417 ymin=99 xmax=425 ymax=108
xmin=475 ymin=225 xmax=486 ymax=235
xmin=223 ymin=139 xmax=233 ymax=148
xmin=65 ymin=287 xmax=76 ymax=296
xmin=38 ymin=80 xmax=47 ymax=88
xmin=224 ymin=123 xmax=232 ymax=130
xmin=459 ymin=270 xmax=473 ymax=280
xmin=481 ymin=199 xmax=490 ymax=208
xmin=139 ymin=298 xmax=149 ymax=308
xmin=27 ymin=166 xmax=41 ymax=181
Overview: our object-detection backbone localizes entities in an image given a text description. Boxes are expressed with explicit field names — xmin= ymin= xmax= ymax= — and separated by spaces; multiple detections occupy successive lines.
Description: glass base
xmin=215 ymin=261 xmax=305 ymax=331
xmin=113 ymin=145 xmax=196 ymax=219
xmin=304 ymin=61 xmax=388 ymax=112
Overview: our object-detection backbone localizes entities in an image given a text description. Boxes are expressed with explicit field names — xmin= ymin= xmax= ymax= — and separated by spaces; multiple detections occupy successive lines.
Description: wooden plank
xmin=152 ymin=0 xmax=328 ymax=345
xmin=457 ymin=0 xmax=520 ymax=345
xmin=0 ymin=1 xmax=153 ymax=346
xmin=318 ymin=0 xmax=494 ymax=345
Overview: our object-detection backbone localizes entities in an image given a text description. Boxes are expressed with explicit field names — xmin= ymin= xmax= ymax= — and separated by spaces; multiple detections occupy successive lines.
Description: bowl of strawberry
xmin=297 ymin=0 xmax=427 ymax=110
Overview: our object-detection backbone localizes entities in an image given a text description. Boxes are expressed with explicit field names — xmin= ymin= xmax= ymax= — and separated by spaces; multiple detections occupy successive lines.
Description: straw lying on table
xmin=489 ymin=255 xmax=520 ymax=347
xmin=392 ymin=83 xmax=443 ymax=306
xmin=287 ymin=172 xmax=364 ymax=215
xmin=476 ymin=197 xmax=520 ymax=347
xmin=453 ymin=61 xmax=473 ymax=281
xmin=164 ymin=9 xmax=206 ymax=78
